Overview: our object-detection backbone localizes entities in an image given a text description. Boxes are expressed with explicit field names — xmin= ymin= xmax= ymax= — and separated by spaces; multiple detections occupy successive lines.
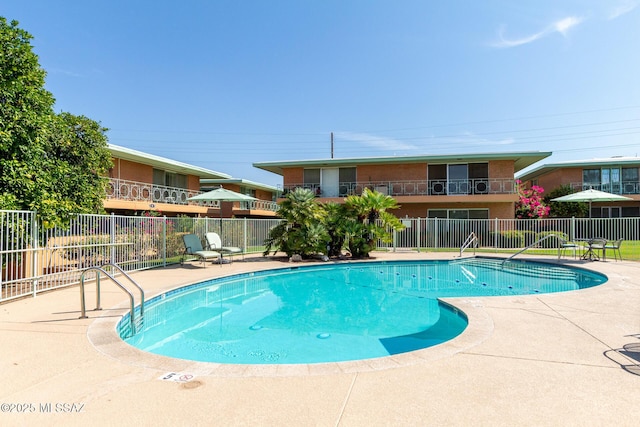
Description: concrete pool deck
xmin=1 ymin=252 xmax=639 ymax=426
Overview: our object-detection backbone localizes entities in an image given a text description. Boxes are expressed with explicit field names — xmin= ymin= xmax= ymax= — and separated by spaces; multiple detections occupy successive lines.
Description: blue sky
xmin=3 ymin=1 xmax=639 ymax=186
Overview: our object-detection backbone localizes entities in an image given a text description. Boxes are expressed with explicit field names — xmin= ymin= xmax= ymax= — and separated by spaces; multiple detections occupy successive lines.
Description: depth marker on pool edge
xmin=159 ymin=372 xmax=196 ymax=383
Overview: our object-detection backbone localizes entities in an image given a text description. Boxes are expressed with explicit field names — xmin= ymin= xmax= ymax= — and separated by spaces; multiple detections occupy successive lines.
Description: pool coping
xmin=4 ymin=251 xmax=640 ymax=426
xmin=88 ymin=256 xmax=605 ymax=377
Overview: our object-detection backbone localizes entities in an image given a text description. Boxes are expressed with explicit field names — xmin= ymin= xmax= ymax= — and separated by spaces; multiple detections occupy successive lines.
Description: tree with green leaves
xmin=264 ymin=188 xmax=405 ymax=259
xmin=544 ymin=184 xmax=588 ymax=218
xmin=344 ymin=188 xmax=405 ymax=257
xmin=322 ymin=202 xmax=349 ymax=257
xmin=263 ymin=188 xmax=328 ymax=257
xmin=0 ymin=17 xmax=112 ymax=228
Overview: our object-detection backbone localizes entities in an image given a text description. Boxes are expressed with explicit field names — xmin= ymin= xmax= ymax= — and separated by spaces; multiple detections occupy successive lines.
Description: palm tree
xmin=322 ymin=202 xmax=350 ymax=257
xmin=344 ymin=188 xmax=405 ymax=257
xmin=263 ymin=188 xmax=328 ymax=257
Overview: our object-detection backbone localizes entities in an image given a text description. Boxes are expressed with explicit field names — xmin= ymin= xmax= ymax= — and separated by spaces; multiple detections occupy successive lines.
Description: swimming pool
xmin=119 ymin=258 xmax=606 ymax=365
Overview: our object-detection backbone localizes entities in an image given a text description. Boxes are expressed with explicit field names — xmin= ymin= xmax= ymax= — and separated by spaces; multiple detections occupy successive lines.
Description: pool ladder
xmin=501 ymin=234 xmax=560 ymax=267
xmin=459 ymin=232 xmax=478 ymax=257
xmin=79 ymin=262 xmax=145 ymax=337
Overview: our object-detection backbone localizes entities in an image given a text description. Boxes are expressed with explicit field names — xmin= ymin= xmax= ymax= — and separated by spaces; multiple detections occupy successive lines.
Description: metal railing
xmin=79 ymin=263 xmax=144 ymax=337
xmin=2 ymin=210 xmax=640 ymax=303
xmin=238 ymin=199 xmax=280 ymax=212
xmin=459 ymin=232 xmax=478 ymax=257
xmin=501 ymin=234 xmax=561 ymax=266
xmin=570 ymin=181 xmax=640 ymax=195
xmin=283 ymin=178 xmax=516 ymax=197
xmin=107 ymin=178 xmax=211 ymax=206
xmin=107 ymin=178 xmax=279 ymax=212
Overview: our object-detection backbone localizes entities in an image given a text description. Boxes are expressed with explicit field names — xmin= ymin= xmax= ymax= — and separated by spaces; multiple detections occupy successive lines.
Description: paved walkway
xmin=1 ymin=252 xmax=639 ymax=426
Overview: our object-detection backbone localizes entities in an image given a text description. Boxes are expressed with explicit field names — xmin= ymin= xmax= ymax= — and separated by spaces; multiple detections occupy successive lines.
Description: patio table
xmin=576 ymin=238 xmax=606 ymax=261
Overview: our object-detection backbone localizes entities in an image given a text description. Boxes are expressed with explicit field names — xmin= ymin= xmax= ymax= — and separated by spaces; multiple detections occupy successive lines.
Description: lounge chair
xmin=604 ymin=238 xmax=623 ymax=261
xmin=182 ymin=234 xmax=221 ymax=267
xmin=558 ymin=237 xmax=579 ymax=259
xmin=205 ymin=232 xmax=243 ymax=262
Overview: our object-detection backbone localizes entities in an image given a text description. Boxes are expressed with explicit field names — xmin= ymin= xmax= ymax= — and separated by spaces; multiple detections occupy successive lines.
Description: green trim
xmin=254 ymin=151 xmax=552 ymax=176
xmin=200 ymin=178 xmax=279 ymax=192
xmin=109 ymin=144 xmax=232 ymax=179
xmin=516 ymin=157 xmax=640 ymax=181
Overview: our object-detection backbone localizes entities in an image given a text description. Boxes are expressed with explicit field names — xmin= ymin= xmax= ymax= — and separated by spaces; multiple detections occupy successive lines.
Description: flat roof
xmin=516 ymin=156 xmax=640 ymax=181
xmin=253 ymin=151 xmax=552 ymax=176
xmin=109 ymin=144 xmax=232 ymax=179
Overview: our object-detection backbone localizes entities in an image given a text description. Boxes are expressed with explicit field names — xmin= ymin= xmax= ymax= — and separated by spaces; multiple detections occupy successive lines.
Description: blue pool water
xmin=120 ymin=258 xmax=606 ymax=365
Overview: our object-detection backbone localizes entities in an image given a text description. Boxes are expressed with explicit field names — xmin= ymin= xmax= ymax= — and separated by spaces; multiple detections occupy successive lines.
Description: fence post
xmin=163 ymin=216 xmax=167 ymax=267
xmin=416 ymin=218 xmax=421 ymax=253
xmin=110 ymin=213 xmax=116 ymax=264
xmin=434 ymin=217 xmax=438 ymax=250
xmin=243 ymin=217 xmax=248 ymax=253
xmin=31 ymin=211 xmax=39 ymax=297
xmin=570 ymin=216 xmax=575 ymax=241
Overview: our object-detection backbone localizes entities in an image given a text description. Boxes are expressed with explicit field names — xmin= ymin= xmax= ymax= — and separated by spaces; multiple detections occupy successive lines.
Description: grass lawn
xmin=412 ymin=240 xmax=640 ymax=261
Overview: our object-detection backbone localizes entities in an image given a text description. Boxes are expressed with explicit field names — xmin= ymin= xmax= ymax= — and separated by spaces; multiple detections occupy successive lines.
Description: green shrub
xmin=535 ymin=231 xmax=569 ymax=248
xmin=490 ymin=231 xmax=525 ymax=248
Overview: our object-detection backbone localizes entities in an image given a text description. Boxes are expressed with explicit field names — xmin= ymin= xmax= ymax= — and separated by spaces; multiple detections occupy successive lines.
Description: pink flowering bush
xmin=515 ymin=180 xmax=550 ymax=219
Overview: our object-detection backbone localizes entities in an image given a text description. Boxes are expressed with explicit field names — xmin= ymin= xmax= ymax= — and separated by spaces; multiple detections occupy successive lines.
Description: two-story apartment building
xmin=516 ymin=157 xmax=640 ymax=218
xmin=106 ymin=144 xmax=279 ymax=217
xmin=254 ymin=151 xmax=551 ymax=219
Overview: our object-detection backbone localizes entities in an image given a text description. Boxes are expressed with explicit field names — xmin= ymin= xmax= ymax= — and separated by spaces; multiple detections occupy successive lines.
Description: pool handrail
xmin=79 ymin=263 xmax=145 ymax=337
xmin=459 ymin=232 xmax=478 ymax=257
xmin=101 ymin=262 xmax=145 ymax=320
xmin=501 ymin=234 xmax=562 ymax=267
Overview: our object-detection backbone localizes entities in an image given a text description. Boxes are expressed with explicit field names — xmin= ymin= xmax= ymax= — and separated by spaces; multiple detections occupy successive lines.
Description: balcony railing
xmin=571 ymin=181 xmax=640 ymax=195
xmin=283 ymin=178 xmax=516 ymax=198
xmin=238 ymin=200 xmax=280 ymax=212
xmin=106 ymin=178 xmax=279 ymax=212
xmin=107 ymin=178 xmax=212 ymax=205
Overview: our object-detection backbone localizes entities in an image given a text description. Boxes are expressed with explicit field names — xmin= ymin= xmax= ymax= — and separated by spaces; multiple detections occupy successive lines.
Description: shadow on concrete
xmin=604 ymin=334 xmax=640 ymax=376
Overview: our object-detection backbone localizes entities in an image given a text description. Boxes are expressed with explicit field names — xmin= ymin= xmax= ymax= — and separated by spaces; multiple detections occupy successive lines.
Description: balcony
xmin=571 ymin=181 xmax=640 ymax=195
xmin=283 ymin=178 xmax=516 ymax=198
xmin=106 ymin=178 xmax=280 ymax=213
xmin=106 ymin=178 xmax=214 ymax=206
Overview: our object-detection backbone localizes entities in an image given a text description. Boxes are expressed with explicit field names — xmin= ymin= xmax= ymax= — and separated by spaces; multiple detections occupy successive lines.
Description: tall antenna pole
xmin=331 ymin=132 xmax=334 ymax=159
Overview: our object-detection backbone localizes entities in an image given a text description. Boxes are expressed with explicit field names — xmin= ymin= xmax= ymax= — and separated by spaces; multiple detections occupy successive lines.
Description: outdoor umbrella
xmin=551 ymin=188 xmax=632 ymax=217
xmin=188 ymin=186 xmax=258 ymax=230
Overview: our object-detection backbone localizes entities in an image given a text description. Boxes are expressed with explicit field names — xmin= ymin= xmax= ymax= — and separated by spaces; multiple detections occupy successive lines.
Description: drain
xmin=181 ymin=380 xmax=203 ymax=390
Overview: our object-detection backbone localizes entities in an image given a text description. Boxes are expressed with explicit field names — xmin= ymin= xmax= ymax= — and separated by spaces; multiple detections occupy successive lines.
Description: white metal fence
xmin=384 ymin=217 xmax=640 ymax=252
xmin=0 ymin=210 xmax=281 ymax=303
xmin=2 ymin=210 xmax=639 ymax=303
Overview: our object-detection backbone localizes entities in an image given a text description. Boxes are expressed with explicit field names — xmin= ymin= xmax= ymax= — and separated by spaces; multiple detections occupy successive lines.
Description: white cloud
xmin=554 ymin=16 xmax=583 ymax=36
xmin=491 ymin=16 xmax=584 ymax=48
xmin=608 ymin=0 xmax=639 ymax=20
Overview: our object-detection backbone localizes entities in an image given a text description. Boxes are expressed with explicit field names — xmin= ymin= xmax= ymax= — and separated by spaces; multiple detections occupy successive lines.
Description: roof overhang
xmin=253 ymin=151 xmax=552 ymax=176
xmin=516 ymin=156 xmax=640 ymax=181
xmin=200 ymin=178 xmax=279 ymax=193
xmin=109 ymin=144 xmax=231 ymax=179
